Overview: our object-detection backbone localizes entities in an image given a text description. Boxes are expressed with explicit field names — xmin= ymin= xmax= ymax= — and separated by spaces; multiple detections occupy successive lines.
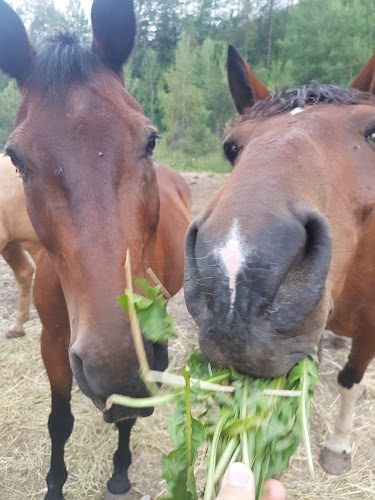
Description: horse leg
xmin=41 ymin=327 xmax=74 ymax=500
xmin=35 ymin=252 xmax=74 ymax=499
xmin=104 ymin=418 xmax=136 ymax=500
xmin=3 ymin=241 xmax=35 ymax=338
xmin=320 ymin=331 xmax=375 ymax=475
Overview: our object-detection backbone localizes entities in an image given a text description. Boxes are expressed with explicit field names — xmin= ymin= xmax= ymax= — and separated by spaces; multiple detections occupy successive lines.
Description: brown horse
xmin=184 ymin=45 xmax=375 ymax=476
xmin=0 ymin=155 xmax=42 ymax=338
xmin=0 ymin=1 xmax=190 ymax=499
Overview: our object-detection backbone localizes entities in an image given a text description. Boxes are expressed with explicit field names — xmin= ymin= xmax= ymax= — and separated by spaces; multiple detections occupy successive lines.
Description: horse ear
xmin=350 ymin=51 xmax=375 ymax=95
xmin=91 ymin=0 xmax=136 ymax=73
xmin=0 ymin=0 xmax=33 ymax=87
xmin=227 ymin=44 xmax=270 ymax=114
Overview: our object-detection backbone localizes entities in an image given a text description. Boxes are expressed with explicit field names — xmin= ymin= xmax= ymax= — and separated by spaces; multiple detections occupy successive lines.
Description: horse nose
xmin=69 ymin=344 xmax=106 ymax=404
xmin=69 ymin=335 xmax=154 ymax=404
xmin=185 ymin=209 xmax=332 ymax=328
xmin=184 ymin=210 xmax=332 ymax=377
xmin=69 ymin=338 xmax=128 ymax=404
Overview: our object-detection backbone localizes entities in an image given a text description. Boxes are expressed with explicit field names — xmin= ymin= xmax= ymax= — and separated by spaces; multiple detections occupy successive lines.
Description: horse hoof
xmin=6 ymin=329 xmax=26 ymax=339
xmin=103 ymin=487 xmax=132 ymax=500
xmin=44 ymin=492 xmax=64 ymax=500
xmin=319 ymin=447 xmax=352 ymax=475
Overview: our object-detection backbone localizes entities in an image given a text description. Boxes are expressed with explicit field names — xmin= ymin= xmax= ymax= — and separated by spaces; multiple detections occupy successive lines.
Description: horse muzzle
xmin=184 ymin=208 xmax=332 ymax=377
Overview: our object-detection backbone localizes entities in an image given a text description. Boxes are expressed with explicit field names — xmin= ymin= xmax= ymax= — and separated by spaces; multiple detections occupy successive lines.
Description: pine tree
xmin=64 ymin=0 xmax=90 ymax=43
xmin=160 ymin=28 xmax=214 ymax=156
xmin=283 ymin=0 xmax=375 ymax=86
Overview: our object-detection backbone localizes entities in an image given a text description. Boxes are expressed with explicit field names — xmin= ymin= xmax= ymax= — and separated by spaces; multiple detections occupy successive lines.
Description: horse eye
xmin=6 ymin=150 xmax=27 ymax=178
xmin=224 ymin=141 xmax=240 ymax=165
xmin=146 ymin=134 xmax=158 ymax=155
xmin=364 ymin=123 xmax=375 ymax=144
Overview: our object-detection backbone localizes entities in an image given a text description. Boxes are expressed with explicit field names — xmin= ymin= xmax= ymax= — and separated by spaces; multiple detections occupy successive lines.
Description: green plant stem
xmin=213 ymin=436 xmax=240 ymax=484
xmin=204 ymin=409 xmax=231 ymax=500
xmin=184 ymin=366 xmax=192 ymax=467
xmin=124 ymin=250 xmax=158 ymax=396
xmin=204 ymin=372 xmax=231 ymax=385
xmin=300 ymin=362 xmax=315 ymax=478
xmin=107 ymin=390 xmax=182 ymax=409
xmin=241 ymin=377 xmax=250 ymax=467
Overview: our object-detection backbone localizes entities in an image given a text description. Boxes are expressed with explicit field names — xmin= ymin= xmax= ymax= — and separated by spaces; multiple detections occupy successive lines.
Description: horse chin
xmin=200 ymin=338 xmax=310 ymax=378
xmin=102 ymin=405 xmax=153 ymax=424
xmin=198 ymin=309 xmax=328 ymax=378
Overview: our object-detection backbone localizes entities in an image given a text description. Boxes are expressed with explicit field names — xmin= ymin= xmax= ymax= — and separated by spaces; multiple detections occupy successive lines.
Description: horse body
xmin=154 ymin=162 xmax=191 ymax=295
xmin=184 ymin=45 xmax=375 ymax=475
xmin=0 ymin=1 xmax=190 ymax=498
xmin=0 ymin=155 xmax=41 ymax=337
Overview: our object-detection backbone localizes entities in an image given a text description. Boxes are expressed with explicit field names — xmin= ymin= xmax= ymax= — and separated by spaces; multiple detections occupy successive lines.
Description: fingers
xmin=261 ymin=479 xmax=287 ymax=500
xmin=215 ymin=462 xmax=255 ymax=500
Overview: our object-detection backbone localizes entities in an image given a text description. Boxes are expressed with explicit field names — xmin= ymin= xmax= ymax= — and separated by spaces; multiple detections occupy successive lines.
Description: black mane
xmin=232 ymin=82 xmax=374 ymax=124
xmin=28 ymin=32 xmax=102 ymax=93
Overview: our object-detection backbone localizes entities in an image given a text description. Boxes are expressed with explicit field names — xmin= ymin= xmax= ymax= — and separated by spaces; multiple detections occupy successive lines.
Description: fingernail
xmin=223 ymin=462 xmax=251 ymax=487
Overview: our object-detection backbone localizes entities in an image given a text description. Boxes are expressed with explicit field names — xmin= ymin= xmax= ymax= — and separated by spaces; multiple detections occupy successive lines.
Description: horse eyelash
xmin=364 ymin=122 xmax=375 ymax=141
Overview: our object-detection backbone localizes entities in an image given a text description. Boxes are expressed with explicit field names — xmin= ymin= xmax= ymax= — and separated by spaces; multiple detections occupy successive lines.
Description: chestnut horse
xmin=0 ymin=155 xmax=42 ymax=338
xmin=0 ymin=1 xmax=190 ymax=499
xmin=184 ymin=45 xmax=375 ymax=476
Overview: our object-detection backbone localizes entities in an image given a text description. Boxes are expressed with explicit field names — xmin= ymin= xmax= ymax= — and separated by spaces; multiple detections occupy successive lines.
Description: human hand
xmin=215 ymin=462 xmax=286 ymax=500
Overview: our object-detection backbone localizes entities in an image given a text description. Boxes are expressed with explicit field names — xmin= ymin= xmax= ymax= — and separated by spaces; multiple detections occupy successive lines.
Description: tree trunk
xmin=266 ymin=0 xmax=274 ymax=69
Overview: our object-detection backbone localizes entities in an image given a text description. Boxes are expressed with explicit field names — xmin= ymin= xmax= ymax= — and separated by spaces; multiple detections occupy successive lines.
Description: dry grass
xmin=1 ymin=285 xmax=374 ymax=499
xmin=0 ymin=172 xmax=374 ymax=499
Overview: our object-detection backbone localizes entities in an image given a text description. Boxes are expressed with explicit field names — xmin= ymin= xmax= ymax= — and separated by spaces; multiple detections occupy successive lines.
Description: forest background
xmin=1 ymin=0 xmax=375 ymax=172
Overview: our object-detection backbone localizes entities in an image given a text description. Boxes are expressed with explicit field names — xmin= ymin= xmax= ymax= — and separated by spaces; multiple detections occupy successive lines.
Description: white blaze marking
xmin=290 ymin=107 xmax=305 ymax=115
xmin=216 ymin=221 xmax=245 ymax=307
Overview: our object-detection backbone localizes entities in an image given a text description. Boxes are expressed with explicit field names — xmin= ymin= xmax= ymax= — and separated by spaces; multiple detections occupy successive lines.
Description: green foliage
xmin=154 ymin=138 xmax=230 ymax=173
xmin=112 ymin=279 xmax=320 ymax=500
xmin=252 ymin=59 xmax=294 ymax=93
xmin=161 ymin=378 xmax=206 ymax=500
xmin=125 ymin=48 xmax=162 ymax=126
xmin=282 ymin=0 xmax=375 ymax=86
xmin=199 ymin=38 xmax=235 ymax=136
xmin=0 ymin=80 xmax=20 ymax=149
xmin=64 ymin=0 xmax=90 ymax=43
xmin=160 ymin=28 xmax=216 ymax=157
xmin=202 ymin=354 xmax=320 ymax=500
xmin=117 ymin=278 xmax=175 ymax=344
xmin=15 ymin=0 xmax=66 ymax=44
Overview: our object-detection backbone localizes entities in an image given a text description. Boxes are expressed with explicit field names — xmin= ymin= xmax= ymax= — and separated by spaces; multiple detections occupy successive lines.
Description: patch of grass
xmin=154 ymin=139 xmax=230 ymax=173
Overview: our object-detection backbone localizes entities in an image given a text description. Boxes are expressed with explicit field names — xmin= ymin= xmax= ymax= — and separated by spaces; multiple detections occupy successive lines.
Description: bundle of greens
xmin=107 ymin=275 xmax=320 ymax=500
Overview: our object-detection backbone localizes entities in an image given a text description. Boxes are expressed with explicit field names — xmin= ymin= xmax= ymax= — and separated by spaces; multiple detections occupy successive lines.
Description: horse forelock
xmin=228 ymin=82 xmax=375 ymax=130
xmin=27 ymin=31 xmax=103 ymax=94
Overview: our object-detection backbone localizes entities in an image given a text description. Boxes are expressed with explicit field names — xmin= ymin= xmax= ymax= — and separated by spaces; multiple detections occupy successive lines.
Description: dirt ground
xmin=0 ymin=172 xmax=374 ymax=500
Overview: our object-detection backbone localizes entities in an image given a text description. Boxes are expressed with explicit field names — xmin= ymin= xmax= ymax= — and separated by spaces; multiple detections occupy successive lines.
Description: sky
xmin=12 ymin=0 xmax=92 ymax=14
xmin=55 ymin=0 xmax=92 ymax=13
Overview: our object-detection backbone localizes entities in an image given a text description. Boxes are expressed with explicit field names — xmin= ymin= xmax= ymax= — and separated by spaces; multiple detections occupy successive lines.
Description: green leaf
xmin=186 ymin=351 xmax=211 ymax=379
xmin=162 ymin=447 xmax=194 ymax=500
xmin=223 ymin=416 xmax=261 ymax=437
xmin=117 ymin=278 xmax=176 ymax=343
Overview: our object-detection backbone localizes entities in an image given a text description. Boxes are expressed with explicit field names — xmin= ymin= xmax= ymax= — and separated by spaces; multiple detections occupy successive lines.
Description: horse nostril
xmin=328 ymin=295 xmax=334 ymax=316
xmin=304 ymin=217 xmax=322 ymax=258
xmin=298 ymin=210 xmax=332 ymax=262
xmin=184 ymin=223 xmax=198 ymax=262
xmin=69 ymin=347 xmax=95 ymax=400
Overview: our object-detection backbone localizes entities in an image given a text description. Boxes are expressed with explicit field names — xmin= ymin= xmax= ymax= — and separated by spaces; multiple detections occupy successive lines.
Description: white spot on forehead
xmin=214 ymin=220 xmax=245 ymax=308
xmin=290 ymin=107 xmax=305 ymax=116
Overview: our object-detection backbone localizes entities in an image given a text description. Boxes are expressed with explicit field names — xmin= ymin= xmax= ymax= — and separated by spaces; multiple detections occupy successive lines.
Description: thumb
xmin=215 ymin=462 xmax=255 ymax=500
